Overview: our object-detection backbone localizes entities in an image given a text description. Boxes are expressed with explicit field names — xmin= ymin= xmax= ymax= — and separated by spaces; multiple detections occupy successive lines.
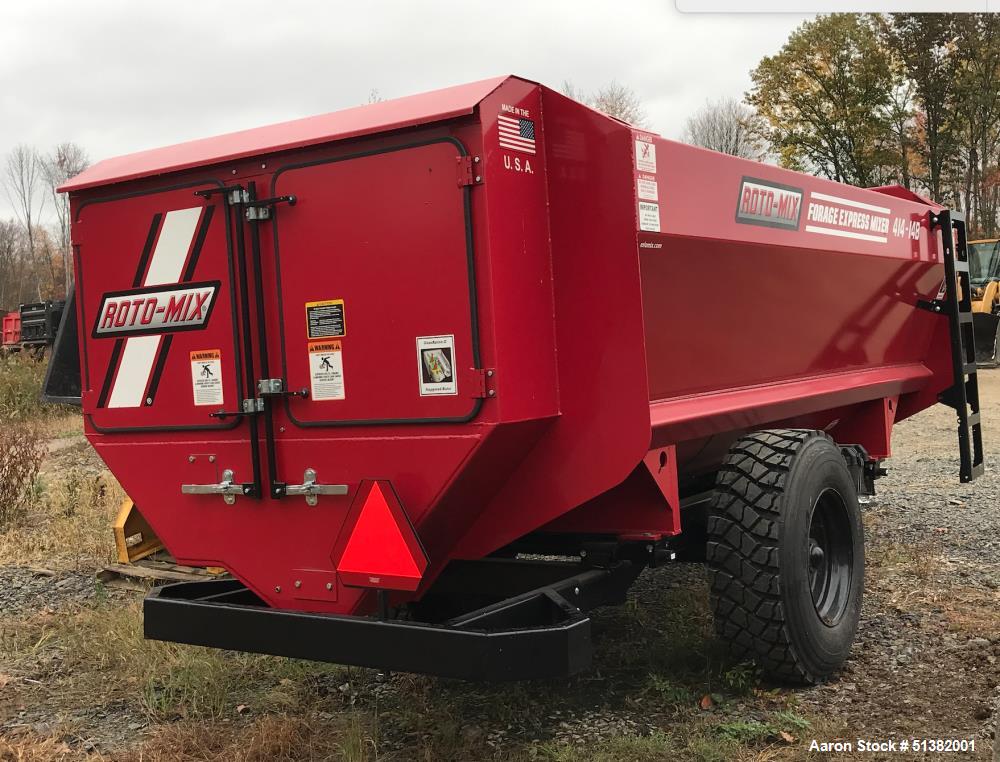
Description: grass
xmin=0 ymin=360 xmax=818 ymax=761
xmin=0 ymin=580 xmax=817 ymax=761
xmin=0 ymin=463 xmax=123 ymax=570
xmin=0 ymin=353 xmax=61 ymax=422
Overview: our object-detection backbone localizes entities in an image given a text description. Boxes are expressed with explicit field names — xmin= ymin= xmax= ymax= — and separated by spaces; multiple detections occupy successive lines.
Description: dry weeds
xmin=0 ymin=466 xmax=122 ymax=570
xmin=0 ymin=423 xmax=44 ymax=528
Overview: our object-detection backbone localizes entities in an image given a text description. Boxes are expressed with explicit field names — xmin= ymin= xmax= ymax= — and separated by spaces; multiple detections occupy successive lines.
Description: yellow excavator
xmin=970 ymin=238 xmax=1000 ymax=366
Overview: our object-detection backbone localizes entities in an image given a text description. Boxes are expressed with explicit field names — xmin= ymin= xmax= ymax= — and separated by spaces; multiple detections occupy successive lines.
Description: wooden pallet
xmin=98 ymin=552 xmax=227 ymax=591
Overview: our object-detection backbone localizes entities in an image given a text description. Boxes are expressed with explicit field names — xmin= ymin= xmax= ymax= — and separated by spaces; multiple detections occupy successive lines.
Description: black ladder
xmin=931 ymin=209 xmax=985 ymax=483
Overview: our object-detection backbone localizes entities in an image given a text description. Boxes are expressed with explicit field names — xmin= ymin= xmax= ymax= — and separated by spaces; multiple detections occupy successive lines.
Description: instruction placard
xmin=305 ymin=299 xmax=346 ymax=339
xmin=638 ymin=201 xmax=661 ymax=233
xmin=308 ymin=340 xmax=345 ymax=401
xmin=190 ymin=349 xmax=224 ymax=406
xmin=416 ymin=335 xmax=457 ymax=396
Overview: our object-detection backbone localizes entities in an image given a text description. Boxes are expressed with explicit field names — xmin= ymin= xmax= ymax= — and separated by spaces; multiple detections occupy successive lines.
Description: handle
xmin=181 ymin=469 xmax=244 ymax=505
xmin=285 ymin=468 xmax=349 ymax=506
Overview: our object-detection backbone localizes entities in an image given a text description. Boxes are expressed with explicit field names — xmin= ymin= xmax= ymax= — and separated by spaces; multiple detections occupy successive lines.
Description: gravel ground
xmin=788 ymin=369 xmax=1000 ymax=758
xmin=0 ymin=567 xmax=101 ymax=614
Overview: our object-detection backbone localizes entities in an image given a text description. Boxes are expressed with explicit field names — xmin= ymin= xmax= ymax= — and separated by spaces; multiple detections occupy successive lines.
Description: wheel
xmin=706 ymin=429 xmax=864 ymax=684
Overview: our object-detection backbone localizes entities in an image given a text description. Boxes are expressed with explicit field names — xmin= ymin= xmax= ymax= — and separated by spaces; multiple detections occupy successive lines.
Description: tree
xmin=747 ymin=14 xmax=903 ymax=186
xmin=4 ymin=146 xmax=44 ymax=255
xmin=682 ymin=98 xmax=765 ymax=160
xmin=950 ymin=14 xmax=1000 ymax=237
xmin=880 ymin=14 xmax=959 ymax=202
xmin=0 ymin=220 xmax=23 ymax=311
xmin=41 ymin=142 xmax=89 ymax=294
xmin=561 ymin=80 xmax=648 ymax=126
xmin=590 ymin=82 xmax=647 ymax=126
xmin=3 ymin=146 xmax=46 ymax=300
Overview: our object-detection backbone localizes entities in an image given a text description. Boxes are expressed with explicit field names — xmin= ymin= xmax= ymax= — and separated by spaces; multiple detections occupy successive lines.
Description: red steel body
xmin=2 ymin=311 xmax=20 ymax=348
xmin=60 ymin=76 xmax=952 ymax=615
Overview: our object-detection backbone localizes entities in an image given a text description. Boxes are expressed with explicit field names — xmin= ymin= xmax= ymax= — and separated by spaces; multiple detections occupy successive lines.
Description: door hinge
xmin=456 ymin=156 xmax=483 ymax=187
xmin=471 ymin=368 xmax=497 ymax=398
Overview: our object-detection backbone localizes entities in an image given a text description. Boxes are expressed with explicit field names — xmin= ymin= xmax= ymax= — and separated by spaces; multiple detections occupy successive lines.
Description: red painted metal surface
xmin=1 ymin=311 xmax=20 ymax=347
xmin=63 ymin=76 xmax=954 ymax=616
xmin=59 ymin=77 xmax=511 ymax=193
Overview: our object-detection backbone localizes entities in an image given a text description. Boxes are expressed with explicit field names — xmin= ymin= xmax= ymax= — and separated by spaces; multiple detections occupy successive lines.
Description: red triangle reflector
xmin=333 ymin=480 xmax=428 ymax=591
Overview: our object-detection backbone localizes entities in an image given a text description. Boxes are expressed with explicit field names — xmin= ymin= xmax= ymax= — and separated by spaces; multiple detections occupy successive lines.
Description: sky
xmin=0 ymin=1 xmax=811 ymax=221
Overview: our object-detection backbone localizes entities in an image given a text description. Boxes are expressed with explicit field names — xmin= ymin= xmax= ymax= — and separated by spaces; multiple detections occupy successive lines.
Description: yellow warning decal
xmin=305 ymin=299 xmax=345 ymax=339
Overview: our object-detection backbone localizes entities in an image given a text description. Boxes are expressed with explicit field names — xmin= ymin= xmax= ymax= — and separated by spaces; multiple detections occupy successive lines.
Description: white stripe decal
xmin=108 ymin=336 xmax=162 ymax=408
xmin=809 ymin=191 xmax=891 ymax=215
xmin=108 ymin=207 xmax=203 ymax=408
xmin=805 ymin=224 xmax=889 ymax=244
xmin=143 ymin=207 xmax=202 ymax=285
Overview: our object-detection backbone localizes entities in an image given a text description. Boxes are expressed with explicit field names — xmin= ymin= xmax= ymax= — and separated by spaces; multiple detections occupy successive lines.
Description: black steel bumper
xmin=144 ymin=561 xmax=640 ymax=681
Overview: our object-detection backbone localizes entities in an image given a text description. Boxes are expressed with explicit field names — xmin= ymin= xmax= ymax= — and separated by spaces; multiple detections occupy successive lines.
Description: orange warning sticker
xmin=190 ymin=349 xmax=223 ymax=406
xmin=308 ymin=340 xmax=345 ymax=401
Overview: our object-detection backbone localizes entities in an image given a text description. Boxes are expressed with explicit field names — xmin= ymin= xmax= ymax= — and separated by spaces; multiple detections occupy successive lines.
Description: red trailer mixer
xmin=51 ymin=75 xmax=983 ymax=682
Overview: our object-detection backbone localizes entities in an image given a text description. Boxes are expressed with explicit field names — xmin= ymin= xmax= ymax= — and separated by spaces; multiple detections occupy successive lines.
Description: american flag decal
xmin=498 ymin=114 xmax=536 ymax=155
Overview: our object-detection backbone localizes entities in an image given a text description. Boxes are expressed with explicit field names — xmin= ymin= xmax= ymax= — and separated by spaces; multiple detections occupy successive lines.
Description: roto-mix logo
xmin=736 ymin=177 xmax=803 ymax=231
xmin=93 ymin=282 xmax=219 ymax=338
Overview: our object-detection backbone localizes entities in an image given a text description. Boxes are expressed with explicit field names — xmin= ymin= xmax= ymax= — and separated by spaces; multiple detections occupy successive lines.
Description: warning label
xmin=638 ymin=201 xmax=661 ymax=233
xmin=308 ymin=341 xmax=346 ymax=401
xmin=635 ymin=139 xmax=657 ymax=173
xmin=637 ymin=176 xmax=658 ymax=201
xmin=416 ymin=335 xmax=457 ymax=396
xmin=190 ymin=349 xmax=223 ymax=407
xmin=305 ymin=299 xmax=346 ymax=339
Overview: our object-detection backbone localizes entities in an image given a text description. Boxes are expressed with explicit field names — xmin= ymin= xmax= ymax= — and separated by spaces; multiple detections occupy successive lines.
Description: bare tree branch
xmin=4 ymin=145 xmax=44 ymax=253
xmin=682 ymin=98 xmax=766 ymax=160
xmin=41 ymin=142 xmax=89 ymax=295
xmin=561 ymin=80 xmax=648 ymax=127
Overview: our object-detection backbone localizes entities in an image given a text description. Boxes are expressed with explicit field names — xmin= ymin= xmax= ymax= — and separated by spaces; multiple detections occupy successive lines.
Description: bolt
xmin=294 ymin=580 xmax=302 ymax=588
xmin=275 ymin=586 xmax=281 ymax=593
xmin=231 ymin=169 xmax=237 ymax=175
xmin=279 ymin=426 xmax=286 ymax=433
xmin=261 ymin=163 xmax=267 ymax=169
xmin=573 ymin=587 xmax=580 ymax=596
xmin=326 ymin=582 xmax=333 ymax=591
xmin=646 ymin=544 xmax=653 ymax=553
xmin=188 ymin=455 xmax=195 ymax=463
xmin=208 ymin=455 xmax=216 ymax=463
xmin=146 ymin=397 xmax=153 ymax=405
xmin=488 ymin=389 xmax=496 ymax=397
xmin=475 ymin=175 xmax=481 ymax=182
xmin=486 ymin=370 xmax=494 ymax=377
xmin=580 ymin=549 xmax=587 ymax=558
xmin=474 ymin=156 xmax=480 ymax=163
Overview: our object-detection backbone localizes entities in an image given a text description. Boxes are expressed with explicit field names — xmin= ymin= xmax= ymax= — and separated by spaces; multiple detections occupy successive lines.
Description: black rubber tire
xmin=706 ymin=429 xmax=864 ymax=684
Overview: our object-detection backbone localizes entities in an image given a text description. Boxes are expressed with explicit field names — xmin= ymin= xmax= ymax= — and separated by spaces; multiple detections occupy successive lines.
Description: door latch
xmin=244 ymin=195 xmax=297 ymax=221
xmin=285 ymin=468 xmax=349 ymax=506
xmin=257 ymin=378 xmax=307 ymax=398
xmin=181 ymin=469 xmax=247 ymax=505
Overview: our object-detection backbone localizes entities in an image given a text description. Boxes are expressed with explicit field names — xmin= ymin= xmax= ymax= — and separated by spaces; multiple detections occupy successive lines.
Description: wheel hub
xmin=808 ymin=488 xmax=853 ymax=626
